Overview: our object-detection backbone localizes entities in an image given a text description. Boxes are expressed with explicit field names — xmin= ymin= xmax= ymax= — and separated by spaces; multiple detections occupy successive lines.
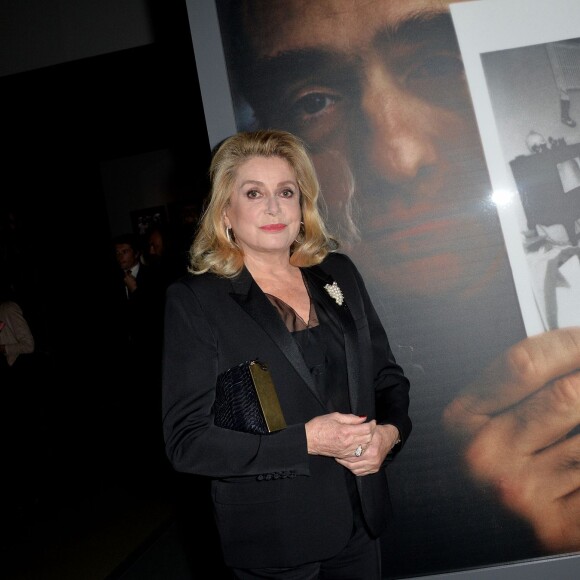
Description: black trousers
xmin=230 ymin=505 xmax=381 ymax=580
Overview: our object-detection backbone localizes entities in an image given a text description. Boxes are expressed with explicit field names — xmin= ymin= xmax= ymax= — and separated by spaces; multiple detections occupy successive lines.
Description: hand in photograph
xmin=443 ymin=327 xmax=580 ymax=552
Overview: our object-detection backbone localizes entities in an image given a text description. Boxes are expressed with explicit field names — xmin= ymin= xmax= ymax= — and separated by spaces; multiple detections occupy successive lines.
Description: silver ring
xmin=354 ymin=444 xmax=363 ymax=457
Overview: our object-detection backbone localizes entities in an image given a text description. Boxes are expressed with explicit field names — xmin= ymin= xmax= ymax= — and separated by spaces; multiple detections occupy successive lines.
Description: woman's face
xmin=224 ymin=155 xmax=302 ymax=261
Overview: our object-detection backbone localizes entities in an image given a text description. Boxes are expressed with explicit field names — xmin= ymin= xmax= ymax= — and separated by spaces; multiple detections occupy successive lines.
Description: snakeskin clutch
xmin=213 ymin=359 xmax=287 ymax=434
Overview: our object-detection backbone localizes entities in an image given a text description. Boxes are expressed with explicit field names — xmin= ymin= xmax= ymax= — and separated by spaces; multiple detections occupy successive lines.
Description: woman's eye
xmin=280 ymin=189 xmax=295 ymax=198
xmin=246 ymin=189 xmax=261 ymax=198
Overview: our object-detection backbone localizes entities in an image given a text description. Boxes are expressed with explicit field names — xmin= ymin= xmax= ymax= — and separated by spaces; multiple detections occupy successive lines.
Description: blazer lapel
xmin=229 ymin=268 xmax=324 ymax=406
xmin=304 ymin=265 xmax=362 ymax=413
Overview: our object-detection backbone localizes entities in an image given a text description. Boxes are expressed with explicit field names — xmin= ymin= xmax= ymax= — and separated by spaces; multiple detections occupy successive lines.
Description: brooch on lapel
xmin=324 ymin=281 xmax=344 ymax=306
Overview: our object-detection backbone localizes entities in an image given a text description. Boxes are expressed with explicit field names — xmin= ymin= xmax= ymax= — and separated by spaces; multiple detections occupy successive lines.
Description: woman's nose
xmin=265 ymin=195 xmax=281 ymax=215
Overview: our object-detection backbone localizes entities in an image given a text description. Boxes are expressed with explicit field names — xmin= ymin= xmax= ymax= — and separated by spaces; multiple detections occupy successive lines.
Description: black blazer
xmin=162 ymin=252 xmax=411 ymax=568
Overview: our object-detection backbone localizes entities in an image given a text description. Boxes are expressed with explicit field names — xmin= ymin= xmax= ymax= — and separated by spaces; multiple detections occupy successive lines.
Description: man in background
xmin=111 ymin=232 xmax=164 ymax=349
xmin=215 ymin=0 xmax=580 ymax=576
xmin=108 ymin=232 xmax=168 ymax=492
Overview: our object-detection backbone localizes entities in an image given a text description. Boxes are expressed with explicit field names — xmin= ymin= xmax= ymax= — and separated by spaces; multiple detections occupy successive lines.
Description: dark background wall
xmin=1 ymin=0 xmax=210 ymax=499
xmin=2 ymin=0 xmax=210 ymax=346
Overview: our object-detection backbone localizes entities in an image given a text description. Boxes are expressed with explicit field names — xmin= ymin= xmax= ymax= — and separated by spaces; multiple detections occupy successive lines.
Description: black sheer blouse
xmin=265 ymin=280 xmax=350 ymax=414
xmin=266 ymin=281 xmax=361 ymax=520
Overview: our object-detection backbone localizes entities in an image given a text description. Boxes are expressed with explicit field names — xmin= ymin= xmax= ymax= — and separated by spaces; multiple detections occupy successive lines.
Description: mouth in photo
xmin=362 ymin=211 xmax=467 ymax=255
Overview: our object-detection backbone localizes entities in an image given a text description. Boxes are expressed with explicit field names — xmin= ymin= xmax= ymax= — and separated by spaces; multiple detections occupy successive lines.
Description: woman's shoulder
xmin=167 ymin=271 xmax=232 ymax=296
xmin=318 ymin=252 xmax=368 ymax=292
xmin=321 ymin=251 xmax=358 ymax=272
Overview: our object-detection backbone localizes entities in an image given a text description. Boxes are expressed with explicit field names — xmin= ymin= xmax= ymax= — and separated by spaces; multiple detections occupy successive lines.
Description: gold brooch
xmin=324 ymin=281 xmax=344 ymax=306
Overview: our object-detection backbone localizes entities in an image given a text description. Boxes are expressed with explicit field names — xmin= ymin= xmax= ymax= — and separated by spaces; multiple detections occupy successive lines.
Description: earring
xmin=294 ymin=221 xmax=305 ymax=244
xmin=225 ymin=226 xmax=233 ymax=244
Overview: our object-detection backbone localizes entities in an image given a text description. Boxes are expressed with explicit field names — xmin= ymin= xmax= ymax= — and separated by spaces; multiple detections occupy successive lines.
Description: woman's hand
xmin=306 ymin=412 xmax=375 ymax=459
xmin=305 ymin=413 xmax=400 ymax=476
xmin=335 ymin=423 xmax=400 ymax=476
xmin=443 ymin=327 xmax=580 ymax=552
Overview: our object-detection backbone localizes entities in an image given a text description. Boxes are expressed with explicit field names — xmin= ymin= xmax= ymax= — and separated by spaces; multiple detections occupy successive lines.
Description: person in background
xmin=162 ymin=129 xmax=411 ymax=579
xmin=107 ymin=232 xmax=168 ymax=490
xmin=215 ymin=0 xmax=580 ymax=576
xmin=0 ymin=276 xmax=34 ymax=371
xmin=110 ymin=232 xmax=165 ymax=349
xmin=144 ymin=224 xmax=185 ymax=288
xmin=146 ymin=224 xmax=166 ymax=262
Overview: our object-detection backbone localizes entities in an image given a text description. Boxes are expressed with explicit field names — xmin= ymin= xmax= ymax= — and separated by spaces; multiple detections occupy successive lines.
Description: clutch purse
xmin=213 ymin=359 xmax=287 ymax=434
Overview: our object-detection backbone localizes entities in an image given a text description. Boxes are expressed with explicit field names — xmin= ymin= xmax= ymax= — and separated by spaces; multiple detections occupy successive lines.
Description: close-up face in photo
xmin=238 ymin=0 xmax=502 ymax=300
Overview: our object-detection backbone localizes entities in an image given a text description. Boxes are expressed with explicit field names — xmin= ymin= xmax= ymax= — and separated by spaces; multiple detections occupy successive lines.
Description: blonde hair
xmin=189 ymin=129 xmax=338 ymax=277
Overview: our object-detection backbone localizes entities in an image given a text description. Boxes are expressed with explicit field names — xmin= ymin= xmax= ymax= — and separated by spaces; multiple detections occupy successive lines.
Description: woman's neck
xmin=244 ymin=254 xmax=296 ymax=281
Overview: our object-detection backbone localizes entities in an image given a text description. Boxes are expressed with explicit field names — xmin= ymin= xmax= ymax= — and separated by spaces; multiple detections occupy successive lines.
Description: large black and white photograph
xmin=452 ymin=0 xmax=580 ymax=334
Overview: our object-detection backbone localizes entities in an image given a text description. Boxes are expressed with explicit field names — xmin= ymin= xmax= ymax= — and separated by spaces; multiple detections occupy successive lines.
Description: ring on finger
xmin=354 ymin=444 xmax=363 ymax=457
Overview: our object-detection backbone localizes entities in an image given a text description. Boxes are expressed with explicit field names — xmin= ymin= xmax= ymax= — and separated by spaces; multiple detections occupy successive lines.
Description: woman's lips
xmin=260 ymin=223 xmax=286 ymax=232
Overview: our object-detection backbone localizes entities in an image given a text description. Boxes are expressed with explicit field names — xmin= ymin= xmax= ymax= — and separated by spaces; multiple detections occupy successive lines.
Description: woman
xmin=162 ymin=129 xmax=411 ymax=579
